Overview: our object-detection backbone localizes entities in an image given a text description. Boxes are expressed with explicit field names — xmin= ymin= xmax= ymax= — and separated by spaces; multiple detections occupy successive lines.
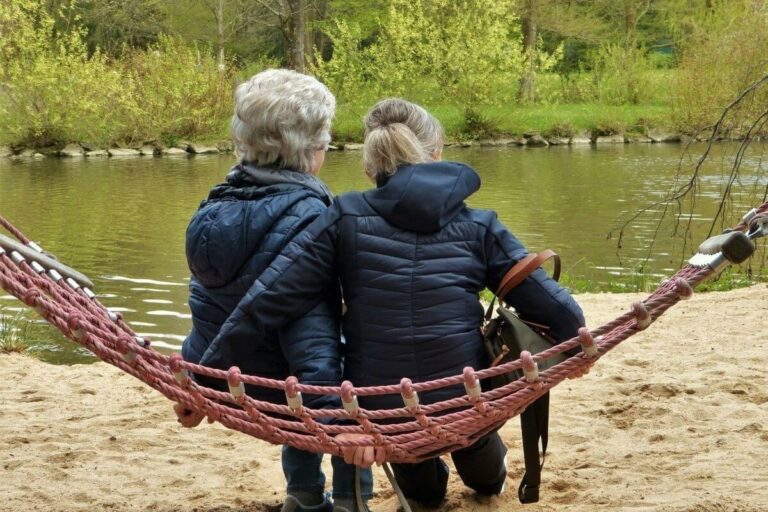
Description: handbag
xmin=481 ymin=250 xmax=563 ymax=504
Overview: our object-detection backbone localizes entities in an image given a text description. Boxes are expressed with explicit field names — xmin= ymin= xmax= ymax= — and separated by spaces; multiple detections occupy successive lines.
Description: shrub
xmin=672 ymin=1 xmax=768 ymax=134
xmin=0 ymin=1 xmax=135 ymax=146
xmin=0 ymin=1 xmax=235 ymax=147
xmin=120 ymin=35 xmax=235 ymax=143
xmin=589 ymin=43 xmax=660 ymax=106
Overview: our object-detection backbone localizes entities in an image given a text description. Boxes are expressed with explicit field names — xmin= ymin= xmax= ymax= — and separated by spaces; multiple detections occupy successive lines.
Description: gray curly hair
xmin=231 ymin=69 xmax=336 ymax=172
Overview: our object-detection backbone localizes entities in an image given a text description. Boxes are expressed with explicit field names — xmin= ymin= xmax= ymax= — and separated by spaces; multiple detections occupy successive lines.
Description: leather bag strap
xmin=484 ymin=250 xmax=561 ymax=321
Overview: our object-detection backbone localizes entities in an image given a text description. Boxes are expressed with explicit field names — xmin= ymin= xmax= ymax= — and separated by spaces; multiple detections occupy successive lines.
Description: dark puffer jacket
xmin=183 ymin=164 xmax=342 ymax=407
xmin=201 ymin=161 xmax=585 ymax=410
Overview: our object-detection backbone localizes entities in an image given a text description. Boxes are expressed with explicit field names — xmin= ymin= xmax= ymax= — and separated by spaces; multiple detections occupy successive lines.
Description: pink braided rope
xmin=0 ymin=202 xmax=765 ymax=463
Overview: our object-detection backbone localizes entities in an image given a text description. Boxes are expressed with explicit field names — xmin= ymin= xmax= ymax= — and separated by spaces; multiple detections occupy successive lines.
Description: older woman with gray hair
xmin=176 ymin=69 xmax=372 ymax=512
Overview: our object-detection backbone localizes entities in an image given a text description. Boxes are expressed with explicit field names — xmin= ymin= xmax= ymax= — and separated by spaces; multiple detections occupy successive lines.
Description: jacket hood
xmin=186 ymin=164 xmax=330 ymax=289
xmin=362 ymin=161 xmax=481 ymax=233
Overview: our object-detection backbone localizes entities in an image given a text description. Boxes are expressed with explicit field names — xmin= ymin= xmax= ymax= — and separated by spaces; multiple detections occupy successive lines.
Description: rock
xmin=0 ymin=146 xmax=12 ymax=157
xmin=139 ymin=145 xmax=158 ymax=156
xmin=458 ymin=141 xmax=475 ymax=147
xmin=162 ymin=147 xmax=189 ymax=156
xmin=343 ymin=143 xmax=364 ymax=151
xmin=60 ymin=143 xmax=85 ymax=157
xmin=216 ymin=140 xmax=234 ymax=152
xmin=525 ymin=134 xmax=549 ymax=147
xmin=107 ymin=148 xmax=141 ymax=157
xmin=479 ymin=139 xmax=514 ymax=147
xmin=175 ymin=141 xmax=192 ymax=151
xmin=511 ymin=138 xmax=527 ymax=146
xmin=595 ymin=134 xmax=626 ymax=144
xmin=569 ymin=130 xmax=593 ymax=144
xmin=547 ymin=137 xmax=570 ymax=146
xmin=647 ymin=129 xmax=681 ymax=143
xmin=626 ymin=133 xmax=653 ymax=143
xmin=14 ymin=149 xmax=45 ymax=158
xmin=187 ymin=143 xmax=219 ymax=155
xmin=327 ymin=144 xmax=340 ymax=151
xmin=37 ymin=146 xmax=62 ymax=157
xmin=85 ymin=149 xmax=108 ymax=157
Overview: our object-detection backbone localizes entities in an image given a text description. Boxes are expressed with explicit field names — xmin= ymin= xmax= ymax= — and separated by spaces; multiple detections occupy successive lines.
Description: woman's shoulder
xmin=455 ymin=205 xmax=499 ymax=228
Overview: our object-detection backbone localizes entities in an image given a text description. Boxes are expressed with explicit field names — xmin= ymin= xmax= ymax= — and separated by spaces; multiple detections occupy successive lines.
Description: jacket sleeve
xmin=277 ymin=288 xmax=342 ymax=409
xmin=199 ymin=203 xmax=343 ymax=385
xmin=484 ymin=214 xmax=585 ymax=343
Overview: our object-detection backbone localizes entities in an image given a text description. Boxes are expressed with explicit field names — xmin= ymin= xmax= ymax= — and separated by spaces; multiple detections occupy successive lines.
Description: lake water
xmin=1 ymin=143 xmax=765 ymax=363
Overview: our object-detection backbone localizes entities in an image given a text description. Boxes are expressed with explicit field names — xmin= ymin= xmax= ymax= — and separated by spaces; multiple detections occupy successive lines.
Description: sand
xmin=1 ymin=285 xmax=767 ymax=512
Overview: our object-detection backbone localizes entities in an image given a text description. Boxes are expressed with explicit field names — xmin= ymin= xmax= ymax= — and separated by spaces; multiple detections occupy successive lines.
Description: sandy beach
xmin=1 ymin=285 xmax=767 ymax=512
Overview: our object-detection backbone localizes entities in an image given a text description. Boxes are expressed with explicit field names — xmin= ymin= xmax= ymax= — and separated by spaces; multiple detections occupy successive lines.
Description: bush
xmin=461 ymin=107 xmax=499 ymax=139
xmin=0 ymin=0 xmax=235 ymax=147
xmin=672 ymin=1 xmax=768 ymax=134
xmin=0 ymin=1 xmax=135 ymax=146
xmin=121 ymin=35 xmax=235 ymax=143
xmin=589 ymin=43 xmax=661 ymax=106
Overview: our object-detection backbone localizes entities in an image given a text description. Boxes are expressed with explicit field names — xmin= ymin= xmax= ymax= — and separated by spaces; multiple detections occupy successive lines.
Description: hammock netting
xmin=0 ymin=204 xmax=766 ymax=464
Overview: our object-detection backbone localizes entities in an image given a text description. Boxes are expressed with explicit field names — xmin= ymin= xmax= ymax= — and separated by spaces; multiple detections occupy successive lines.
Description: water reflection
xmin=1 ymin=143 xmax=765 ymax=363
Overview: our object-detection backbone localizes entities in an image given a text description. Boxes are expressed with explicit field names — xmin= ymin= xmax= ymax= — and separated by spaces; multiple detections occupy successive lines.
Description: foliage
xmin=0 ymin=309 xmax=31 ymax=354
xmin=672 ymin=0 xmax=768 ymax=134
xmin=121 ymin=35 xmax=235 ymax=143
xmin=315 ymin=0 xmax=533 ymax=113
xmin=0 ymin=0 xmax=134 ymax=145
xmin=588 ymin=43 xmax=665 ymax=105
xmin=0 ymin=0 xmax=234 ymax=147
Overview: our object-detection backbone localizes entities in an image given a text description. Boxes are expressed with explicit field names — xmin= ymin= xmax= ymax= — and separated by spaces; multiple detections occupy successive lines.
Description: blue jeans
xmin=282 ymin=446 xmax=373 ymax=500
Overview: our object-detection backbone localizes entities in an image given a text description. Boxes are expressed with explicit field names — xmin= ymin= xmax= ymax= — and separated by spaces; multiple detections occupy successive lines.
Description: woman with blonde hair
xmin=178 ymin=69 xmax=371 ymax=512
xmin=205 ymin=98 xmax=584 ymax=507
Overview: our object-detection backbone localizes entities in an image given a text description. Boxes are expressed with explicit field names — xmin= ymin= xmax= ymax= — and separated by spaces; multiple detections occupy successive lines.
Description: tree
xmin=198 ymin=0 xmax=264 ymax=67
xmin=518 ymin=0 xmax=538 ymax=103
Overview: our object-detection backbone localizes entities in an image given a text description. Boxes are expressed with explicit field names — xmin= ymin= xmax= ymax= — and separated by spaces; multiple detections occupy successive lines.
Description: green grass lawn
xmin=332 ymin=103 xmax=672 ymax=142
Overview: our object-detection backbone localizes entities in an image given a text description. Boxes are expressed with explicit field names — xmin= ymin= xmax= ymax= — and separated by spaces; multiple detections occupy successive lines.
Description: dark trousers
xmin=391 ymin=432 xmax=507 ymax=506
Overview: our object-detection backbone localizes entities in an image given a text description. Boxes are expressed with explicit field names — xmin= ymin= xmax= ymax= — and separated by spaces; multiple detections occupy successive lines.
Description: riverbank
xmin=0 ymin=128 xmax=706 ymax=160
xmin=2 ymin=285 xmax=766 ymax=512
xmin=0 ymin=102 xmax=717 ymax=158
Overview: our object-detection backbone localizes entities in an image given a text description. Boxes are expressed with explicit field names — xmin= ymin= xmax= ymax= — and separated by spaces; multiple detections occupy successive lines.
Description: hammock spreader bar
xmin=0 ymin=202 xmax=766 ymax=465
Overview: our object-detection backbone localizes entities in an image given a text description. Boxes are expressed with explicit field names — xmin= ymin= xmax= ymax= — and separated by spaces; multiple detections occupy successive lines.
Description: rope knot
xmin=674 ymin=278 xmax=694 ymax=299
xmin=22 ymin=289 xmax=41 ymax=308
xmin=400 ymin=378 xmax=419 ymax=410
xmin=67 ymin=314 xmax=87 ymax=342
xmin=520 ymin=351 xmax=539 ymax=382
xmin=169 ymin=354 xmax=190 ymax=387
xmin=227 ymin=366 xmax=246 ymax=403
xmin=284 ymin=376 xmax=302 ymax=412
xmin=578 ymin=327 xmax=599 ymax=357
xmin=462 ymin=367 xmax=487 ymax=413
xmin=631 ymin=302 xmax=652 ymax=330
xmin=340 ymin=380 xmax=359 ymax=417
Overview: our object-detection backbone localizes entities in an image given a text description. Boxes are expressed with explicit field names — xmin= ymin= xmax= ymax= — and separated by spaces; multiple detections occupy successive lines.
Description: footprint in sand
xmin=635 ymin=382 xmax=682 ymax=399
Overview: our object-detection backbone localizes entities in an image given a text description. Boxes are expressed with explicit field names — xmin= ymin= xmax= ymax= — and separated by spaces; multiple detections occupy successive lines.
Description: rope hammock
xmin=0 ymin=205 xmax=766 ymax=465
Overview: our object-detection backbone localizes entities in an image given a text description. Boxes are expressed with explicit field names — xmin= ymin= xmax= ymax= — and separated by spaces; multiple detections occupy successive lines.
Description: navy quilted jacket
xmin=201 ymin=161 xmax=584 ymax=410
xmin=183 ymin=164 xmax=341 ymax=407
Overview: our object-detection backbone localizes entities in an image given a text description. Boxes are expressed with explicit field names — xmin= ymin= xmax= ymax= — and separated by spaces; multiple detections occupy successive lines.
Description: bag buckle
xmin=490 ymin=345 xmax=510 ymax=367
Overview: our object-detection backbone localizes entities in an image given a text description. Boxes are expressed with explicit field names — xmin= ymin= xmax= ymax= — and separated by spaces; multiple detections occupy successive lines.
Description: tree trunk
xmin=517 ymin=0 xmax=538 ymax=104
xmin=216 ymin=0 xmax=225 ymax=69
xmin=292 ymin=0 xmax=307 ymax=72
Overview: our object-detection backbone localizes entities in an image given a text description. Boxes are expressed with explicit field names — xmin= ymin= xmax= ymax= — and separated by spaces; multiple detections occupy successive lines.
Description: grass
xmin=0 ymin=309 xmax=31 ymax=354
xmin=332 ymin=102 xmax=672 ymax=142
